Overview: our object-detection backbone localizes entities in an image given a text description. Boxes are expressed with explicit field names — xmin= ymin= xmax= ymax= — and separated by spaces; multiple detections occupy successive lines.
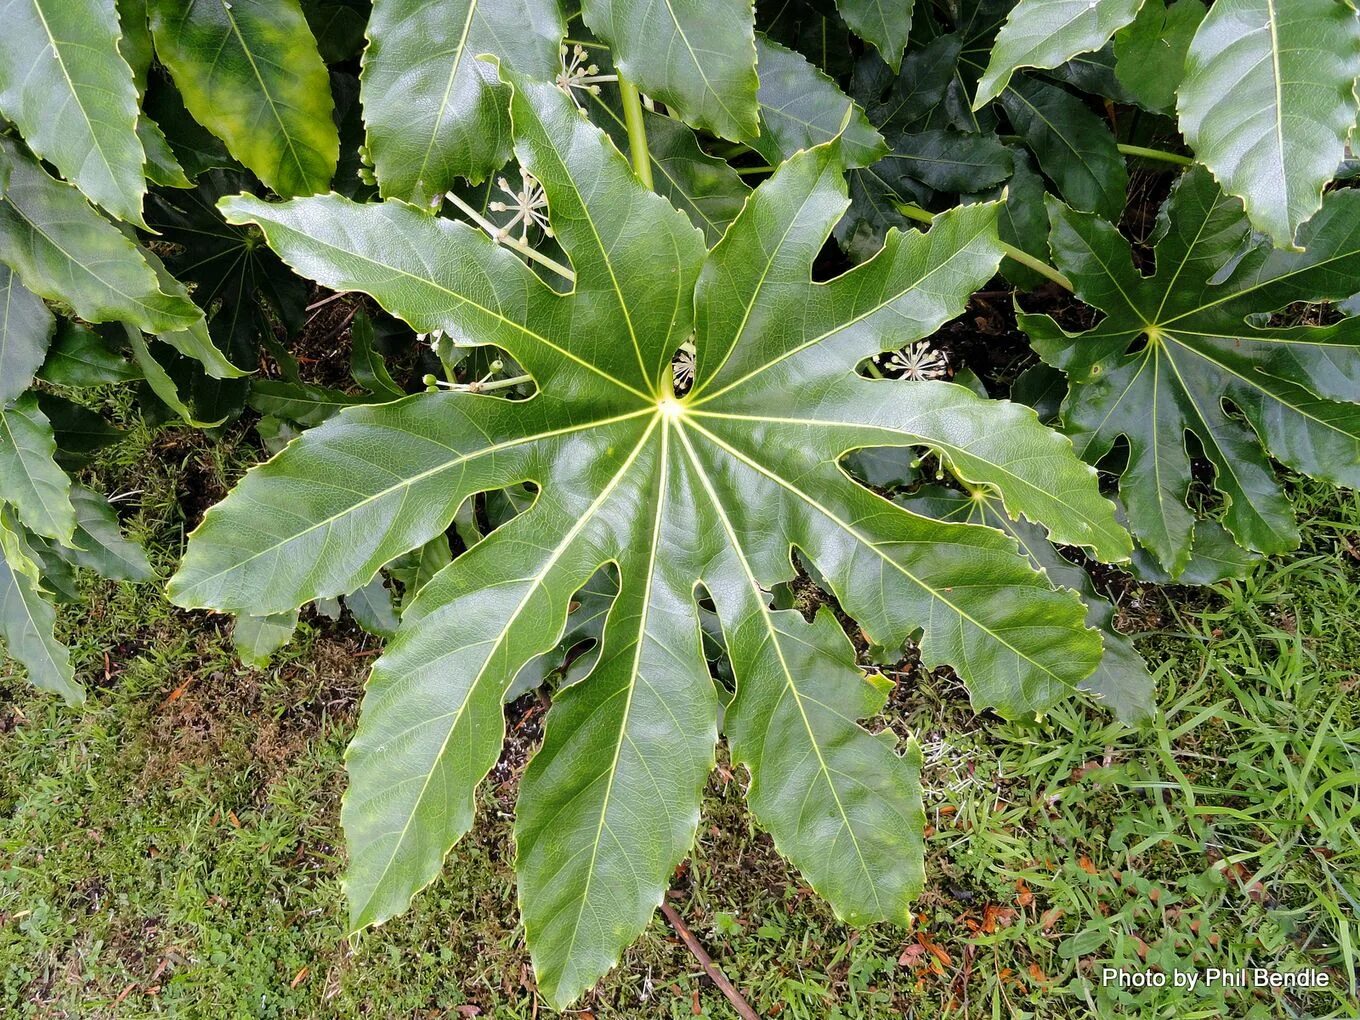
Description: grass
xmin=1 ymin=407 xmax=1358 ymax=1018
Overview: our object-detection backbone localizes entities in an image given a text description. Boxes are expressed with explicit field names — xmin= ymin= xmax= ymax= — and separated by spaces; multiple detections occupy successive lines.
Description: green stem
xmin=1116 ymin=143 xmax=1194 ymax=167
xmin=442 ymin=190 xmax=576 ymax=283
xmin=619 ymin=78 xmax=654 ymax=190
xmin=470 ymin=374 xmax=532 ymax=393
xmin=734 ymin=165 xmax=777 ymax=176
xmin=896 ymin=203 xmax=1074 ymax=292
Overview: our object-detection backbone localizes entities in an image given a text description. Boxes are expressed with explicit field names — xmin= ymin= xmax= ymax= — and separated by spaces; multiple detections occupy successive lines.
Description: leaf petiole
xmin=1116 ymin=143 xmax=1193 ymax=167
xmin=618 ymin=77 xmax=655 ymax=190
xmin=896 ymin=203 xmax=1074 ymax=292
xmin=442 ymin=190 xmax=576 ymax=284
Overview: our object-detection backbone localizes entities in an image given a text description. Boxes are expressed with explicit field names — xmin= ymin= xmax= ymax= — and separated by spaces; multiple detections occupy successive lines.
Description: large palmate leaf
xmin=147 ymin=0 xmax=339 ymax=198
xmin=902 ymin=486 xmax=1155 ymax=726
xmin=0 ymin=510 xmax=80 ymax=704
xmin=146 ymin=170 xmax=310 ymax=352
xmin=0 ymin=139 xmax=245 ymax=381
xmin=0 ymin=265 xmax=55 ymax=405
xmin=1177 ymin=0 xmax=1360 ymax=248
xmin=580 ymin=0 xmax=760 ymax=141
xmin=998 ymin=75 xmax=1126 ymax=222
xmin=362 ymin=0 xmax=563 ymax=203
xmin=0 ymin=0 xmax=147 ymax=226
xmin=0 ymin=394 xmax=76 ymax=545
xmin=1112 ymin=0 xmax=1204 ymax=115
xmin=973 ymin=0 xmax=1145 ymax=108
xmin=751 ymin=36 xmax=887 ymax=169
xmin=171 ymin=73 xmax=1126 ymax=1006
xmin=835 ymin=0 xmax=913 ymax=70
xmin=1021 ymin=167 xmax=1360 ymax=576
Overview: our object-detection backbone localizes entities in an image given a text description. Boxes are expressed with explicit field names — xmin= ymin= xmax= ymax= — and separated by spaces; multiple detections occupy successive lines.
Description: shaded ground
xmin=2 ymin=381 xmax=1359 ymax=1019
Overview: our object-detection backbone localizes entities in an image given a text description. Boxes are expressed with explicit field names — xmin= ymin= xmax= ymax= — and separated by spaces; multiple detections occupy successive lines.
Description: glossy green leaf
xmin=1113 ymin=0 xmax=1204 ymax=114
xmin=0 ymin=265 xmax=55 ymax=404
xmin=234 ymin=610 xmax=299 ymax=668
xmin=362 ymin=0 xmax=563 ymax=203
xmin=1022 ymin=168 xmax=1360 ymax=573
xmin=1177 ymin=0 xmax=1360 ymax=249
xmin=37 ymin=393 xmax=124 ymax=465
xmin=0 ymin=394 xmax=76 ymax=544
xmin=1000 ymin=75 xmax=1127 ymax=222
xmin=344 ymin=575 xmax=400 ymax=638
xmin=581 ymin=0 xmax=760 ymax=142
xmin=57 ymin=484 xmax=153 ymax=582
xmin=147 ymin=0 xmax=339 ymax=198
xmin=0 ymin=0 xmax=147 ymax=225
xmin=835 ymin=0 xmax=913 ymax=70
xmin=880 ymin=127 xmax=1012 ymax=194
xmin=350 ymin=312 xmax=404 ymax=400
xmin=138 ymin=116 xmax=194 ymax=190
xmin=751 ymin=36 xmax=887 ymax=170
xmin=0 ymin=139 xmax=202 ymax=340
xmin=173 ymin=73 xmax=1121 ymax=1006
xmin=974 ymin=0 xmax=1145 ymax=108
xmin=125 ymin=326 xmax=228 ymax=428
xmin=904 ymin=486 xmax=1155 ymax=726
xmin=388 ymin=534 xmax=451 ymax=607
xmin=38 ymin=323 xmax=141 ymax=388
xmin=586 ymin=84 xmax=750 ymax=246
xmin=248 ymin=381 xmax=381 ymax=426
xmin=859 ymin=33 xmax=962 ymax=136
xmin=0 ymin=510 xmax=80 ymax=704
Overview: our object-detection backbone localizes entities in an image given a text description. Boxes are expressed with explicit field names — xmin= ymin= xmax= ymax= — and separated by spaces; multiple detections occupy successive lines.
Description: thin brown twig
xmin=305 ymin=290 xmax=351 ymax=312
xmin=658 ymin=899 xmax=761 ymax=1020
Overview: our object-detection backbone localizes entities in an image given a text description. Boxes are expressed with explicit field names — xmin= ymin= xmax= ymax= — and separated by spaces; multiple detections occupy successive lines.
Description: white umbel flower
xmin=555 ymin=44 xmax=609 ymax=106
xmin=885 ymin=340 xmax=948 ymax=381
xmin=488 ymin=168 xmax=553 ymax=243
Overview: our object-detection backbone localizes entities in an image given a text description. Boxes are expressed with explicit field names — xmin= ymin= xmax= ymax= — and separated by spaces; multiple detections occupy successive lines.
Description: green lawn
xmin=2 ymin=413 xmax=1358 ymax=1019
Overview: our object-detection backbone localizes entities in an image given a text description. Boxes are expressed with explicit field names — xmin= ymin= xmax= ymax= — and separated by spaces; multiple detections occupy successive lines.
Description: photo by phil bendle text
xmin=1103 ymin=967 xmax=1333 ymax=991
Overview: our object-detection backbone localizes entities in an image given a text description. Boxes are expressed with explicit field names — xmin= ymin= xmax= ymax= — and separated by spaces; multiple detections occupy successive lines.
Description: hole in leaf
xmin=671 ymin=339 xmax=696 ymax=397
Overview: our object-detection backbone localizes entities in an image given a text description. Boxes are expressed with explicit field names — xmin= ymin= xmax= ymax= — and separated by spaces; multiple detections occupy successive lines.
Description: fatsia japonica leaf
xmin=1112 ymin=0 xmax=1204 ymax=115
xmin=0 ymin=265 xmax=55 ymax=405
xmin=751 ymin=36 xmax=887 ymax=170
xmin=1177 ymin=0 xmax=1360 ymax=249
xmin=581 ymin=53 xmax=751 ymax=245
xmin=170 ymin=72 xmax=1124 ymax=1006
xmin=58 ymin=485 xmax=152 ymax=582
xmin=902 ymin=486 xmax=1155 ymax=726
xmin=0 ymin=138 xmax=245 ymax=380
xmin=362 ymin=0 xmax=564 ymax=203
xmin=999 ymin=75 xmax=1127 ymax=223
xmin=973 ymin=0 xmax=1146 ymax=109
xmin=1021 ymin=167 xmax=1360 ymax=576
xmin=0 ymin=0 xmax=147 ymax=226
xmin=0 ymin=510 xmax=80 ymax=704
xmin=580 ymin=0 xmax=760 ymax=141
xmin=234 ymin=610 xmax=299 ymax=668
xmin=0 ymin=394 xmax=76 ymax=545
xmin=147 ymin=0 xmax=339 ymax=198
xmin=834 ymin=0 xmax=913 ymax=70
